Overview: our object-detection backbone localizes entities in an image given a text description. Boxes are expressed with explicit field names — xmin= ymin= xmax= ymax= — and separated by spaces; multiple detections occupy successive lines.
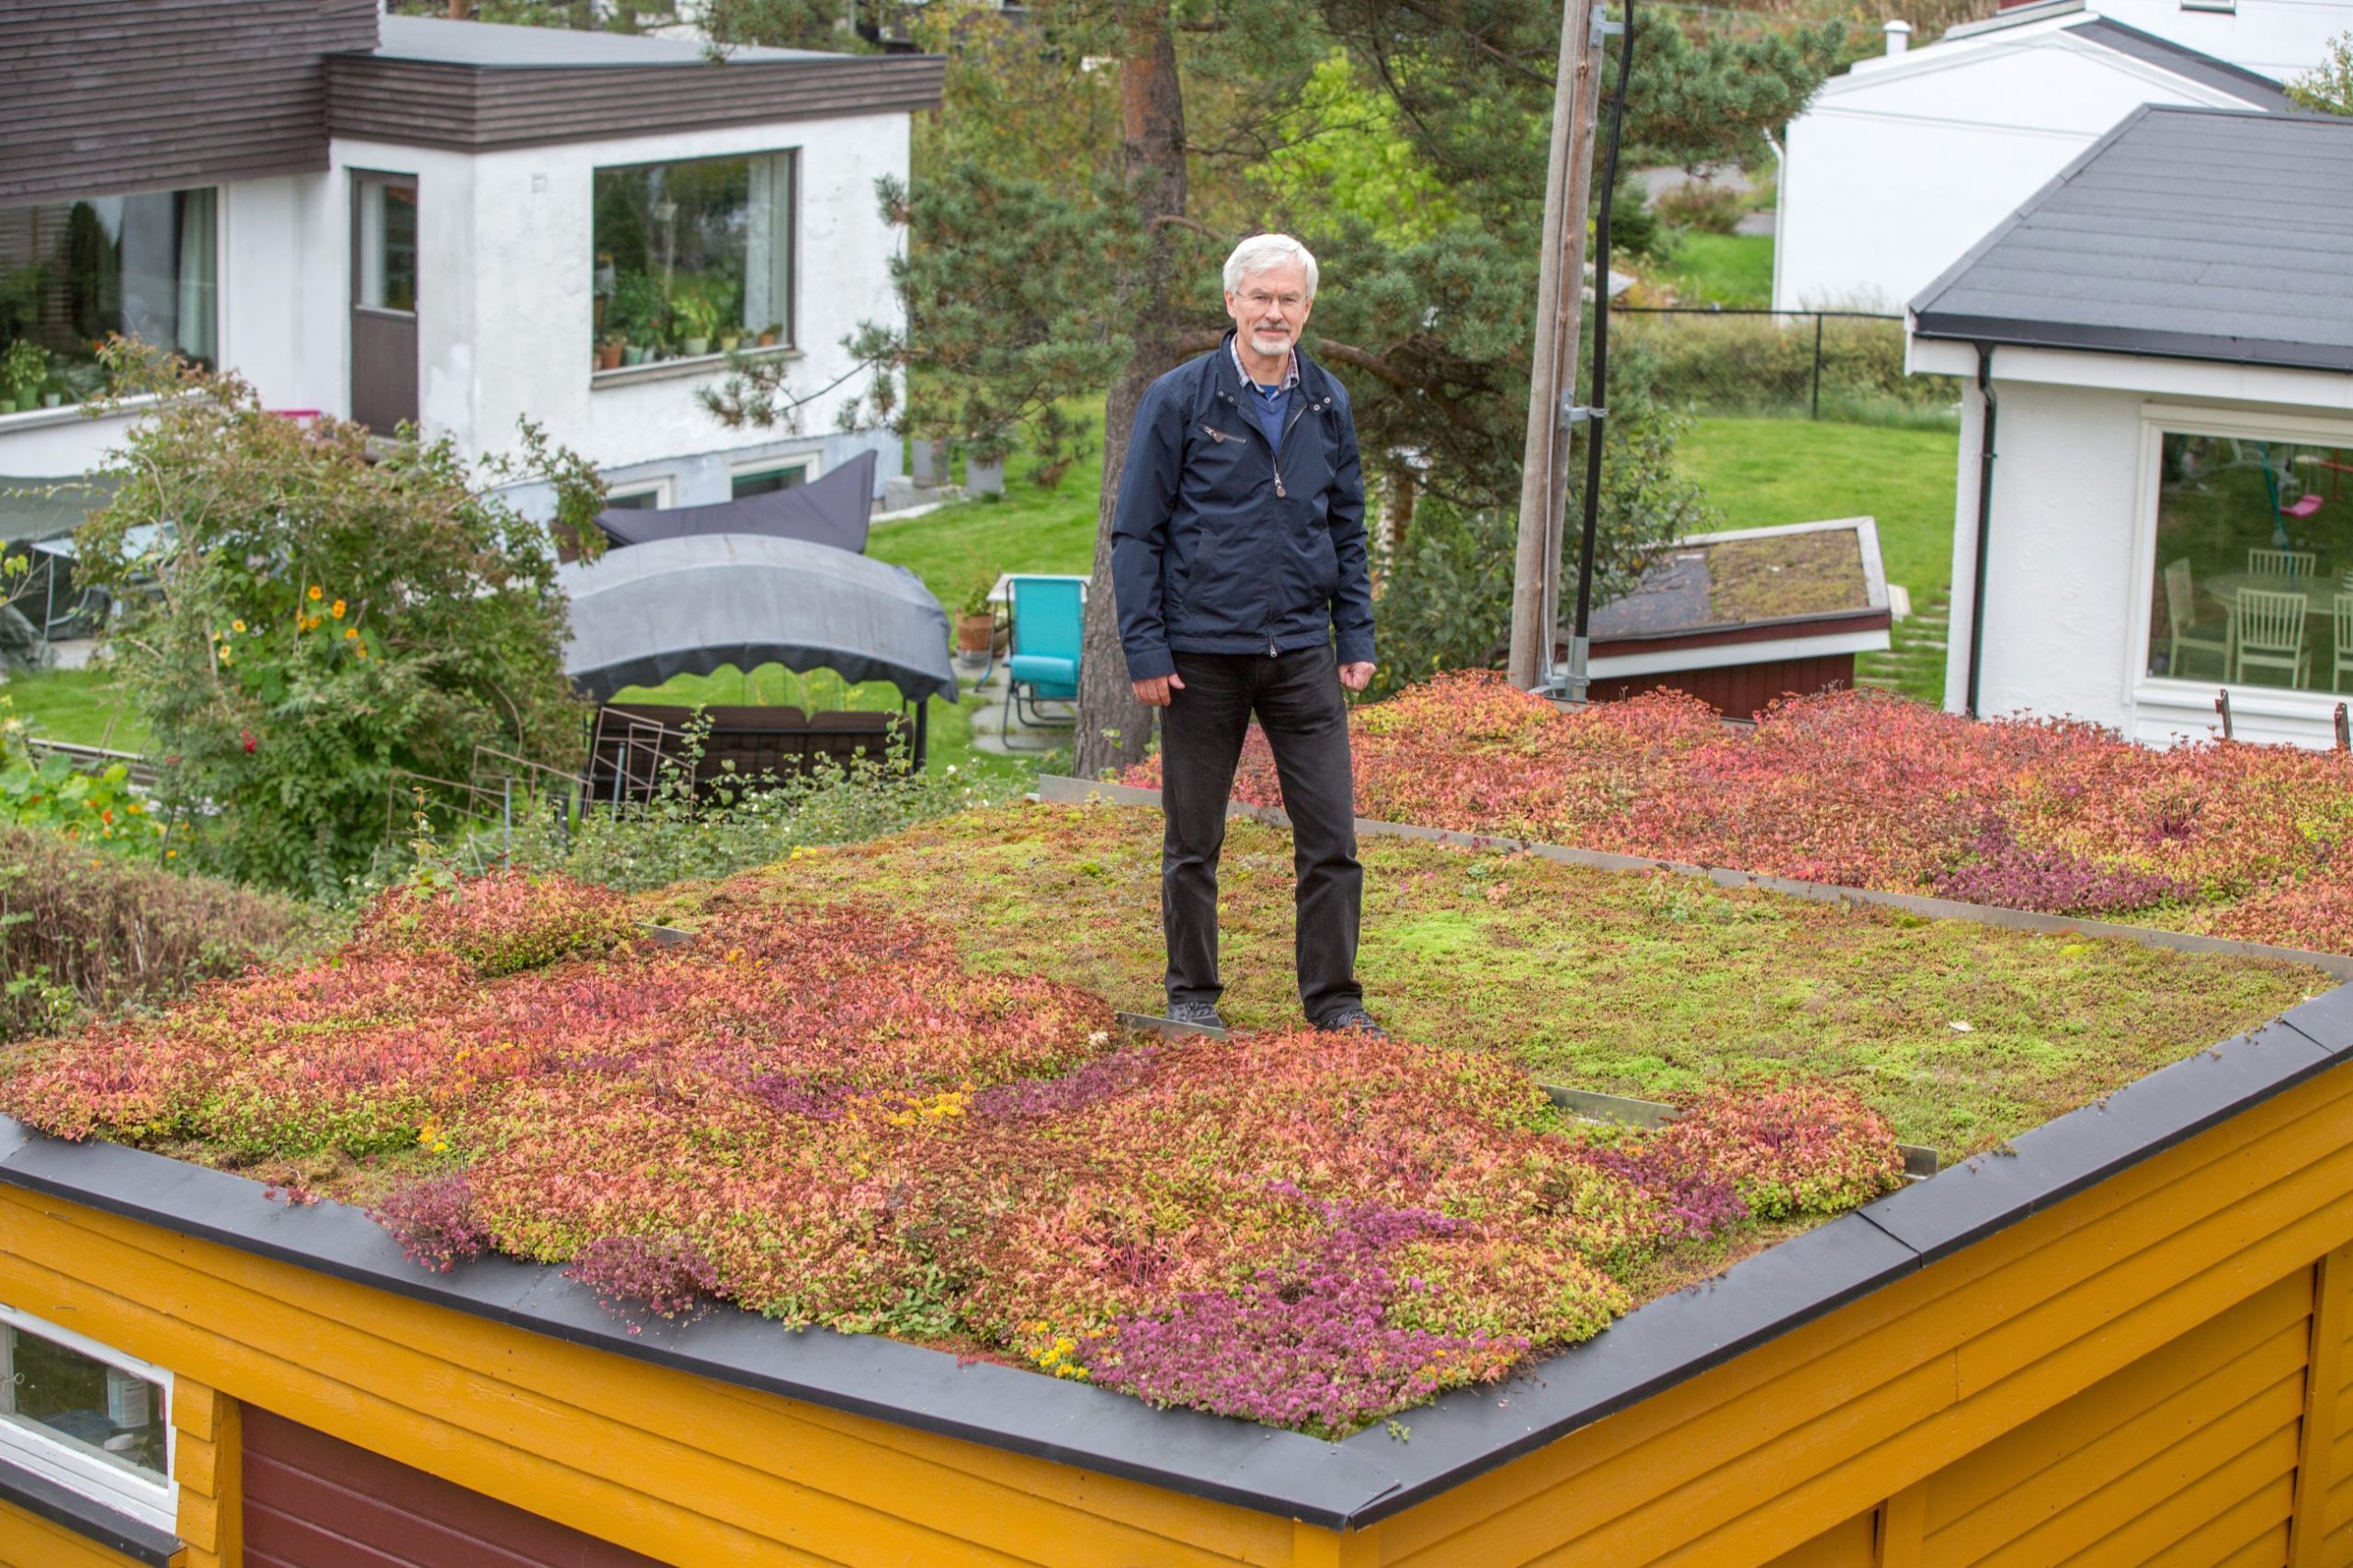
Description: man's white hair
xmin=1222 ymin=233 xmax=1320 ymax=301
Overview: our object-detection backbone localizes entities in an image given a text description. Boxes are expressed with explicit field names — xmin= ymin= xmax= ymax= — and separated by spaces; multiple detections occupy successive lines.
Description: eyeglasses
xmin=1233 ymin=290 xmax=1308 ymax=313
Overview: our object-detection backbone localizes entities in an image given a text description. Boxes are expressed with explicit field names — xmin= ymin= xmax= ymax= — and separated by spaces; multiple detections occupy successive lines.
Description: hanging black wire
xmin=1568 ymin=0 xmax=1639 ymax=669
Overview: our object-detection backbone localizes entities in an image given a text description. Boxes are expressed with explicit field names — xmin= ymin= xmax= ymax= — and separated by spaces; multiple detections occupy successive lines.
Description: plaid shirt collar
xmin=1230 ymin=335 xmax=1301 ymax=397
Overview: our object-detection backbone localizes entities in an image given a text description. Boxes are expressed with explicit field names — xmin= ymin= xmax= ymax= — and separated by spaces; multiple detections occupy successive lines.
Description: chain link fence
xmin=1610 ymin=307 xmax=1962 ymax=429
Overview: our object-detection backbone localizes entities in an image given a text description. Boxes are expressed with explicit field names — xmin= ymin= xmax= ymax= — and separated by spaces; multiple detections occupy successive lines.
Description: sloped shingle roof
xmin=1911 ymin=107 xmax=2353 ymax=372
xmin=2062 ymin=17 xmax=2291 ymax=110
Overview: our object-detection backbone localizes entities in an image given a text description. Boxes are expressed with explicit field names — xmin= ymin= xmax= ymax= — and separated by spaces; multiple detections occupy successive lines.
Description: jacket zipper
xmin=1268 ymin=403 xmax=1309 ymax=654
xmin=1217 ymin=384 xmax=1336 ymax=656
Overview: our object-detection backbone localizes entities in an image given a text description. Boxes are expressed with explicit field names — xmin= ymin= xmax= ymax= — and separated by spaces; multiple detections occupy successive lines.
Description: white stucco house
xmin=1773 ymin=0 xmax=2324 ymax=312
xmin=0 ymin=4 xmax=939 ymax=536
xmin=1909 ymin=105 xmax=2353 ymax=749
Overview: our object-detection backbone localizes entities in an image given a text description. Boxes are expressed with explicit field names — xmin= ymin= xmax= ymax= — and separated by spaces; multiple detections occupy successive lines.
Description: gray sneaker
xmin=1165 ymin=998 xmax=1227 ymax=1031
xmin=1316 ymin=1006 xmax=1389 ymax=1040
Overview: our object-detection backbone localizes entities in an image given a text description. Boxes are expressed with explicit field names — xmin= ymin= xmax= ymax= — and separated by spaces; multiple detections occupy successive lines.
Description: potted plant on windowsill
xmin=596 ymin=334 xmax=626 ymax=372
xmin=758 ymin=323 xmax=782 ymax=349
xmin=2 ymin=341 xmax=49 ymax=414
xmin=674 ymin=286 xmax=721 ymax=358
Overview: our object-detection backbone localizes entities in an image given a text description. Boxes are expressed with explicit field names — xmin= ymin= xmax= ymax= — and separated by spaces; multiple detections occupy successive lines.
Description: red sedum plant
xmin=0 ymin=871 xmax=1905 ymax=1433
xmin=1125 ymin=673 xmax=2353 ymax=952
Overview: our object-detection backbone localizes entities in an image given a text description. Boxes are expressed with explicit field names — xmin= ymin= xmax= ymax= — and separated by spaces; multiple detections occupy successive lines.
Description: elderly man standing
xmin=1110 ymin=233 xmax=1383 ymax=1037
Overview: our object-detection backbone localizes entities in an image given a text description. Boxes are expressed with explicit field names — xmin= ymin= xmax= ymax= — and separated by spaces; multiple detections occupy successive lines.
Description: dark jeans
xmin=1159 ymin=644 xmax=1363 ymax=1024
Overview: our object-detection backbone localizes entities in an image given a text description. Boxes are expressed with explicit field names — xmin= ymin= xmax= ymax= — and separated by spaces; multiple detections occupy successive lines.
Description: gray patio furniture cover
xmin=595 ymin=449 xmax=878 ymax=554
xmin=558 ymin=531 xmax=957 ymax=705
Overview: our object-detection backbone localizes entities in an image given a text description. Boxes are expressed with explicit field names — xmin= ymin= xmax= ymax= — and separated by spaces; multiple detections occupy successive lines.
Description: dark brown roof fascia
xmin=0 ymin=0 xmax=376 ymax=203
xmin=324 ymin=53 xmax=945 ymax=152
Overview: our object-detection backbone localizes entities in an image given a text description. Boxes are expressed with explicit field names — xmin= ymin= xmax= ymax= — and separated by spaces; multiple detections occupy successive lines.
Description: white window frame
xmin=604 ymin=476 xmax=675 ymax=510
xmin=0 ymin=1303 xmax=176 ymax=1533
xmin=729 ymin=453 xmax=822 ymax=497
xmin=2124 ymin=401 xmax=2353 ymax=736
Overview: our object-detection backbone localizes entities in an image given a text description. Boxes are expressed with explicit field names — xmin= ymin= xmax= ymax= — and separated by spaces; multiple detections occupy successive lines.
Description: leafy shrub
xmin=72 ymin=347 xmax=605 ymax=895
xmin=0 ymin=824 xmax=326 ymax=1042
xmin=0 ymin=753 xmax=158 ymax=850
xmin=1370 ymin=347 xmax=1713 ymax=700
xmin=3 ymin=874 xmax=1904 ymax=1432
xmin=501 ymin=736 xmax=1010 ymax=893
xmin=1653 ymin=180 xmax=1745 ymax=234
xmin=1125 ymin=672 xmax=2353 ymax=954
xmin=1613 ymin=311 xmax=1959 ymax=421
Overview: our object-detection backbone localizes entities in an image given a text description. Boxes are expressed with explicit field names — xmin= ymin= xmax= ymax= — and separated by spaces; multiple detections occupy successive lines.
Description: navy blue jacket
xmin=1111 ymin=334 xmax=1374 ymax=681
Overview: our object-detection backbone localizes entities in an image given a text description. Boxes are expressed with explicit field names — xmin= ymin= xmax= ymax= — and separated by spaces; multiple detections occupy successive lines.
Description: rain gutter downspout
xmin=1965 ymin=343 xmax=1997 ymax=719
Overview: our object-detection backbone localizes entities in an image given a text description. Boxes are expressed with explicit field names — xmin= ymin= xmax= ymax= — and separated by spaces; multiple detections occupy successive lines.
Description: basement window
xmin=0 ymin=1304 xmax=174 ymax=1533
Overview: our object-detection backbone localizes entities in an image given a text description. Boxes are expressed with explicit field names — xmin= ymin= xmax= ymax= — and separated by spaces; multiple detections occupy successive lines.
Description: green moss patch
xmin=658 ymin=803 xmax=2327 ymax=1159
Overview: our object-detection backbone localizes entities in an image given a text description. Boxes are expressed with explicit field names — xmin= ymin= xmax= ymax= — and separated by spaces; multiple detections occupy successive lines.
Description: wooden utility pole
xmin=1506 ymin=0 xmax=1613 ymax=691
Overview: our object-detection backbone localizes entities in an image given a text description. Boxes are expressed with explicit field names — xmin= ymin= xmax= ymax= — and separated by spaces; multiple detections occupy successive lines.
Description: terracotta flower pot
xmin=957 ymin=613 xmax=996 ymax=655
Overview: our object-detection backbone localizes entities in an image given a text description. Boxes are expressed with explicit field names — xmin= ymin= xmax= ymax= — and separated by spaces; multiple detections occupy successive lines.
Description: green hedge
xmin=0 ymin=826 xmax=331 ymax=1041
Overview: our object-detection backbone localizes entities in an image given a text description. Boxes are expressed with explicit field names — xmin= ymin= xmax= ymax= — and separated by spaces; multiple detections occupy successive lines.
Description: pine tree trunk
xmin=1074 ymin=9 xmax=1187 ymax=781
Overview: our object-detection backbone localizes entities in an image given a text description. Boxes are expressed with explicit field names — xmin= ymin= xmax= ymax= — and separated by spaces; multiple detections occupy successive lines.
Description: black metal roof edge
xmin=1593 ymin=603 xmax=1893 ymax=647
xmin=329 ymin=45 xmax=947 ymax=75
xmin=2062 ymin=16 xmax=2293 ymax=108
xmin=0 ymin=1450 xmax=178 ymax=1567
xmin=6 ymin=989 xmax=2349 ymax=1529
xmin=1908 ymin=103 xmax=2156 ymax=320
xmin=0 ymin=1121 xmax=1396 ymax=1529
xmin=1907 ymin=312 xmax=2353 ymax=375
xmin=1329 ymin=1002 xmax=2353 ymax=1522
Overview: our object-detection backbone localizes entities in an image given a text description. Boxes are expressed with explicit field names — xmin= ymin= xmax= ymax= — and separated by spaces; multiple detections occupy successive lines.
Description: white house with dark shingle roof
xmin=1774 ymin=6 xmax=2301 ymax=312
xmin=1907 ymin=106 xmax=2353 ymax=749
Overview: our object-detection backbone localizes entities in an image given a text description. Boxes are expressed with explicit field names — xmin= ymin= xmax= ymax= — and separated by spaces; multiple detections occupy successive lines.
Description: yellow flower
xmin=345 ymin=627 xmax=358 ymax=641
xmin=332 ymin=599 xmax=347 ymax=619
xmin=308 ymin=585 xmax=323 ymax=601
xmin=231 ymin=619 xmax=246 ymax=633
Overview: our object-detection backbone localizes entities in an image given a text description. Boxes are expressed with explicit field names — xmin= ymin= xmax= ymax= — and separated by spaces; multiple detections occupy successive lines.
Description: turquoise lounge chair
xmin=1004 ymin=574 xmax=1082 ymax=744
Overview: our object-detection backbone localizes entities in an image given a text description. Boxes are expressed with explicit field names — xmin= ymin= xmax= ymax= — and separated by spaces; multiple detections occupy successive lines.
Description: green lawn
xmin=1654 ymin=233 xmax=1775 ymax=308
xmin=1678 ymin=417 xmax=1960 ymax=702
xmin=0 ymin=666 xmax=146 ymax=752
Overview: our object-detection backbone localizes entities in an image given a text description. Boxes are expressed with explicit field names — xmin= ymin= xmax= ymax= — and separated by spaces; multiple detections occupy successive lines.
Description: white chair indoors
xmin=2163 ymin=558 xmax=2234 ymax=679
xmin=2234 ymin=585 xmax=2312 ymax=687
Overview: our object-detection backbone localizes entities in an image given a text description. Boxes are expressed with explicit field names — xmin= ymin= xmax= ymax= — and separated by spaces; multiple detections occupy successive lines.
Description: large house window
xmin=2146 ymin=430 xmax=2353 ymax=695
xmin=0 ymin=1304 xmax=175 ymax=1532
xmin=591 ymin=152 xmax=794 ymax=371
xmin=0 ymin=188 xmax=217 ymax=415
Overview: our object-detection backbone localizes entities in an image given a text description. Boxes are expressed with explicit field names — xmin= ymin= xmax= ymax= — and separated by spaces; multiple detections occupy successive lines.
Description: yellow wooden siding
xmin=170 ymin=1380 xmax=238 ymax=1568
xmin=4 ymin=1052 xmax=2353 ymax=1568
xmin=1919 ymin=1267 xmax=2309 ymax=1565
xmin=1375 ymin=1055 xmax=2353 ymax=1566
xmin=0 ymin=1186 xmax=1299 ymax=1568
xmin=1759 ymin=1507 xmax=1875 ymax=1567
xmin=0 ymin=1494 xmax=167 ymax=1568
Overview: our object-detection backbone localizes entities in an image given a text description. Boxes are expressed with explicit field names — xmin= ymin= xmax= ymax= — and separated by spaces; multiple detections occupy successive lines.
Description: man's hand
xmin=1133 ymin=671 xmax=1187 ymax=707
xmin=1339 ymin=662 xmax=1375 ymax=692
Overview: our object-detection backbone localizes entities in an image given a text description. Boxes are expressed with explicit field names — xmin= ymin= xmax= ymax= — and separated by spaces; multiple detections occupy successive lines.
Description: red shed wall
xmin=244 ymin=1405 xmax=667 ymax=1568
xmin=1588 ymin=653 xmax=1859 ymax=718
